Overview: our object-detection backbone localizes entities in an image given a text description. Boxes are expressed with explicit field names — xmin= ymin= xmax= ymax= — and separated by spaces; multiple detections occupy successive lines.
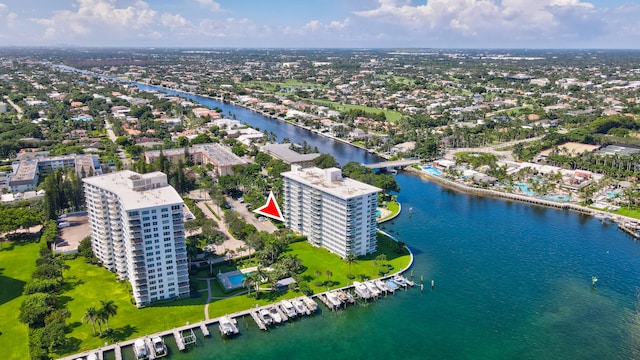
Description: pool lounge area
xmin=218 ymin=267 xmax=257 ymax=291
xmin=422 ymin=166 xmax=442 ymax=176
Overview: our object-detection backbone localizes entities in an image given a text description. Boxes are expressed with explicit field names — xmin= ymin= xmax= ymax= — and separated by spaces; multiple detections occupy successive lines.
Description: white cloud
xmin=354 ymin=0 xmax=604 ymax=44
xmin=0 ymin=3 xmax=7 ymax=12
xmin=160 ymin=13 xmax=188 ymax=30
xmin=194 ymin=0 xmax=222 ymax=12
xmin=31 ymin=0 xmax=158 ymax=40
xmin=301 ymin=18 xmax=350 ymax=33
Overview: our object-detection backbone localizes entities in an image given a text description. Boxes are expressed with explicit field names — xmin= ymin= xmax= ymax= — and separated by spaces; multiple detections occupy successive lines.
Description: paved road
xmin=104 ymin=118 xmax=131 ymax=168
xmin=3 ymin=95 xmax=23 ymax=119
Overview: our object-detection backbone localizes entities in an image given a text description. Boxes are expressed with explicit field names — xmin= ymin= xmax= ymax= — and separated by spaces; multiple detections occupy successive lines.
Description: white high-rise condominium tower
xmin=282 ymin=166 xmax=381 ymax=258
xmin=83 ymin=170 xmax=189 ymax=307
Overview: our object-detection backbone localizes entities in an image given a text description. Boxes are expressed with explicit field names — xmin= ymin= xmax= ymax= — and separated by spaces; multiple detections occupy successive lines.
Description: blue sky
xmin=0 ymin=0 xmax=639 ymax=48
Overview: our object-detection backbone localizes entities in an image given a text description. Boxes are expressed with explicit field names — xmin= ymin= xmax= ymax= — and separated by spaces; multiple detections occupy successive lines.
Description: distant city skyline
xmin=0 ymin=0 xmax=639 ymax=49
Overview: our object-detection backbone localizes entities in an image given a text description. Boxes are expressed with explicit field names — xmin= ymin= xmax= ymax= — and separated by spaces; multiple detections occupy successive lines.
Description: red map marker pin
xmin=253 ymin=191 xmax=284 ymax=222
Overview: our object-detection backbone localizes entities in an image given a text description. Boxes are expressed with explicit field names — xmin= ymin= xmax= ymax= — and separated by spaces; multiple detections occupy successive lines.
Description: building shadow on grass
xmin=0 ymin=268 xmax=26 ymax=306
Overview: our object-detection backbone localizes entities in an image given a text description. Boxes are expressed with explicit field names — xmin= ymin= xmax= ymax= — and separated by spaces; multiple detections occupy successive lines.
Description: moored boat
xmin=392 ymin=275 xmax=408 ymax=288
xmin=151 ymin=336 xmax=167 ymax=357
xmin=134 ymin=338 xmax=150 ymax=360
xmin=280 ymin=299 xmax=298 ymax=318
xmin=258 ymin=308 xmax=274 ymax=326
xmin=219 ymin=315 xmax=239 ymax=337
xmin=268 ymin=306 xmax=283 ymax=324
xmin=293 ymin=298 xmax=311 ymax=315
xmin=302 ymin=296 xmax=318 ymax=312
xmin=326 ymin=291 xmax=343 ymax=307
xmin=353 ymin=281 xmax=372 ymax=299
xmin=365 ymin=281 xmax=381 ymax=297
xmin=375 ymin=279 xmax=389 ymax=293
xmin=385 ymin=279 xmax=399 ymax=292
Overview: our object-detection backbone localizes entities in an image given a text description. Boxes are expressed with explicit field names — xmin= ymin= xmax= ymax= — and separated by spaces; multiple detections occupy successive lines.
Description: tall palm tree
xmin=345 ymin=253 xmax=357 ymax=277
xmin=99 ymin=300 xmax=118 ymax=331
xmin=325 ymin=270 xmax=333 ymax=286
xmin=243 ymin=271 xmax=263 ymax=299
xmin=82 ymin=307 xmax=99 ymax=336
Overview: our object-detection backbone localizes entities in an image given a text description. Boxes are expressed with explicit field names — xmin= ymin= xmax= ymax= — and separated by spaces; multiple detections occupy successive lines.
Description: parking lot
xmin=54 ymin=214 xmax=90 ymax=254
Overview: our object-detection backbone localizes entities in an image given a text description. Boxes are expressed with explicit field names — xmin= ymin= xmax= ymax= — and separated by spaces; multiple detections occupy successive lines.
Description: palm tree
xmin=325 ymin=270 xmax=333 ymax=286
xmin=345 ymin=253 xmax=357 ymax=278
xmin=82 ymin=307 xmax=99 ymax=336
xmin=243 ymin=271 xmax=263 ymax=299
xmin=99 ymin=300 xmax=118 ymax=331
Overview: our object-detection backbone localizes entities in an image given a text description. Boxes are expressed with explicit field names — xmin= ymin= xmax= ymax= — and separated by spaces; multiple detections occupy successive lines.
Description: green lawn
xmin=612 ymin=207 xmax=640 ymax=220
xmin=301 ymin=98 xmax=403 ymax=122
xmin=379 ymin=201 xmax=401 ymax=222
xmin=54 ymin=259 xmax=208 ymax=358
xmin=207 ymin=235 xmax=411 ymax=319
xmin=0 ymin=239 xmax=40 ymax=360
xmin=54 ymin=233 xmax=410 ymax=357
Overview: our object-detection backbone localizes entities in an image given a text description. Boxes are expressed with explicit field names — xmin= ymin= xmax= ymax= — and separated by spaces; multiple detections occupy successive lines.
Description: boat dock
xmin=144 ymin=337 xmax=156 ymax=360
xmin=200 ymin=322 xmax=210 ymax=337
xmin=173 ymin=329 xmax=185 ymax=351
xmin=274 ymin=304 xmax=289 ymax=321
xmin=60 ymin=267 xmax=416 ymax=360
xmin=250 ymin=310 xmax=268 ymax=331
xmin=317 ymin=293 xmax=335 ymax=310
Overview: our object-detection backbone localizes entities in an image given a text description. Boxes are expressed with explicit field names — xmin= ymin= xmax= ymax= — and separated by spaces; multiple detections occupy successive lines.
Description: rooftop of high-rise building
xmin=282 ymin=166 xmax=381 ymax=199
xmin=83 ymin=170 xmax=183 ymax=209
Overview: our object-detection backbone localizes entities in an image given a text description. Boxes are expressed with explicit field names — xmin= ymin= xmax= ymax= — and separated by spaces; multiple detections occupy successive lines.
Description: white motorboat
xmin=375 ymin=279 xmax=389 ymax=293
xmin=353 ymin=281 xmax=371 ymax=299
xmin=280 ymin=300 xmax=297 ymax=318
xmin=326 ymin=292 xmax=343 ymax=307
xmin=218 ymin=316 xmax=239 ymax=337
xmin=258 ymin=308 xmax=274 ymax=326
xmin=365 ymin=281 xmax=381 ymax=297
xmin=393 ymin=275 xmax=408 ymax=288
xmin=292 ymin=298 xmax=310 ymax=315
xmin=268 ymin=306 xmax=282 ymax=324
xmin=151 ymin=336 xmax=167 ymax=357
xmin=302 ymin=296 xmax=318 ymax=312
xmin=86 ymin=353 xmax=98 ymax=360
xmin=385 ymin=279 xmax=399 ymax=292
xmin=133 ymin=339 xmax=149 ymax=360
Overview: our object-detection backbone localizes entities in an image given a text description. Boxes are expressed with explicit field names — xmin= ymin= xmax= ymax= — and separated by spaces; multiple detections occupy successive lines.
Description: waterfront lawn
xmin=379 ymin=201 xmax=400 ymax=222
xmin=291 ymin=234 xmax=410 ymax=291
xmin=0 ymin=239 xmax=40 ymax=360
xmin=613 ymin=207 xmax=640 ymax=220
xmin=55 ymin=258 xmax=207 ymax=358
xmin=206 ymin=234 xmax=411 ymax=319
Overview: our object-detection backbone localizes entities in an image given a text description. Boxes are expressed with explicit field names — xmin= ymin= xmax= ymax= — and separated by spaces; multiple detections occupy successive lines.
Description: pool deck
xmin=217 ymin=267 xmax=257 ymax=291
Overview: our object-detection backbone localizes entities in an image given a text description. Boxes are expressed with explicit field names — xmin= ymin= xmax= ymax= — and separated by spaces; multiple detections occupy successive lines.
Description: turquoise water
xmin=422 ymin=166 xmax=442 ymax=176
xmin=516 ymin=183 xmax=535 ymax=195
xmin=154 ymin=174 xmax=640 ymax=360
xmin=228 ymin=273 xmax=245 ymax=287
xmin=608 ymin=191 xmax=620 ymax=199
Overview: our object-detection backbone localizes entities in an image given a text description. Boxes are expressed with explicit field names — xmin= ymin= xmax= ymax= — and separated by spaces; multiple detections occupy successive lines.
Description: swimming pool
xmin=422 ymin=166 xmax=442 ymax=176
xmin=516 ymin=183 xmax=535 ymax=196
xmin=228 ymin=273 xmax=246 ymax=287
xmin=606 ymin=191 xmax=620 ymax=199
